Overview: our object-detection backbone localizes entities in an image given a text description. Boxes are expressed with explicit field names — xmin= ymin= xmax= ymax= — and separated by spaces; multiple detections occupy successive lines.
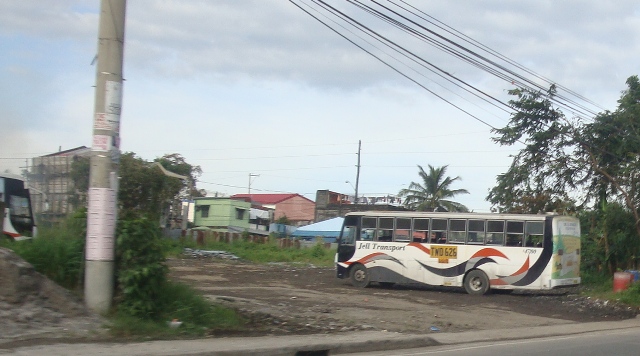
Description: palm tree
xmin=398 ymin=165 xmax=470 ymax=212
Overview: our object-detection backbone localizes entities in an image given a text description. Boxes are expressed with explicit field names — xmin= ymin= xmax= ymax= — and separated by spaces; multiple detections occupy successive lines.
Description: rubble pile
xmin=0 ymin=247 xmax=103 ymax=340
xmin=183 ymin=248 xmax=241 ymax=260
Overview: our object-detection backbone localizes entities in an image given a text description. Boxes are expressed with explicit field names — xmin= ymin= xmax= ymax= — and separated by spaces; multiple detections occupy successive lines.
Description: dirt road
xmin=168 ymin=256 xmax=639 ymax=336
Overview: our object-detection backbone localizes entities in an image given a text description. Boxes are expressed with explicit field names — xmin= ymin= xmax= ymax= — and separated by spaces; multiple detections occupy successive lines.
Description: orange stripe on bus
xmin=510 ymin=256 xmax=530 ymax=276
xmin=471 ymin=248 xmax=509 ymax=260
xmin=407 ymin=242 xmax=431 ymax=254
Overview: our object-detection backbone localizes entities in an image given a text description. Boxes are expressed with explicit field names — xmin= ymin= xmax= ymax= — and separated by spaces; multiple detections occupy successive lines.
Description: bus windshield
xmin=1 ymin=174 xmax=36 ymax=241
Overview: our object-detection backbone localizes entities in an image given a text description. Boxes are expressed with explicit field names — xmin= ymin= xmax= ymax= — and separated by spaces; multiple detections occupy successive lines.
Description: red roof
xmin=231 ymin=193 xmax=314 ymax=205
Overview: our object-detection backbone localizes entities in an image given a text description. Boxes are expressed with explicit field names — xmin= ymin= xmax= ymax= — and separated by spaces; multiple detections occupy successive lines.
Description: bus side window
xmin=525 ymin=221 xmax=544 ymax=247
xmin=361 ymin=217 xmax=377 ymax=241
xmin=395 ymin=218 xmax=411 ymax=242
xmin=413 ymin=218 xmax=429 ymax=242
xmin=431 ymin=219 xmax=447 ymax=243
xmin=487 ymin=220 xmax=505 ymax=245
xmin=506 ymin=221 xmax=524 ymax=247
xmin=486 ymin=233 xmax=504 ymax=245
xmin=377 ymin=229 xmax=393 ymax=242
xmin=378 ymin=217 xmax=394 ymax=242
xmin=468 ymin=220 xmax=486 ymax=245
xmin=506 ymin=234 xmax=522 ymax=247
xmin=360 ymin=228 xmax=375 ymax=241
xmin=525 ymin=234 xmax=543 ymax=247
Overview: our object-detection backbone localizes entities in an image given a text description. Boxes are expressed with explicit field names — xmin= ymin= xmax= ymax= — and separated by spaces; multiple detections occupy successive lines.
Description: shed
xmin=292 ymin=217 xmax=344 ymax=242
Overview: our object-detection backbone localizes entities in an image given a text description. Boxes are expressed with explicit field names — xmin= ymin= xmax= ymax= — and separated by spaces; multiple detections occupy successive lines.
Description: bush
xmin=1 ymin=211 xmax=86 ymax=290
xmin=110 ymin=281 xmax=245 ymax=338
xmin=116 ymin=218 xmax=168 ymax=319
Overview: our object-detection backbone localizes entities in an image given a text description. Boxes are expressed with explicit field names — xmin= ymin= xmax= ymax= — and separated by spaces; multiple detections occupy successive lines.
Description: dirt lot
xmin=168 ymin=255 xmax=639 ymax=336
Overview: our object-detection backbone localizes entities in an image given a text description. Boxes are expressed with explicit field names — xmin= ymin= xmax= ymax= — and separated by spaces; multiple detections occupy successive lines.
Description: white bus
xmin=335 ymin=211 xmax=580 ymax=294
xmin=1 ymin=173 xmax=37 ymax=241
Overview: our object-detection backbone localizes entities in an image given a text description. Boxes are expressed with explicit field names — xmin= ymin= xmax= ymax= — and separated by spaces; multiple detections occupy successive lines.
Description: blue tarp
xmin=291 ymin=217 xmax=344 ymax=241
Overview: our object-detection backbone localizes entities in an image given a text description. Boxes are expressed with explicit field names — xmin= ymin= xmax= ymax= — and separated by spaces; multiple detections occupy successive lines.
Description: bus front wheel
xmin=350 ymin=264 xmax=370 ymax=288
xmin=464 ymin=269 xmax=490 ymax=295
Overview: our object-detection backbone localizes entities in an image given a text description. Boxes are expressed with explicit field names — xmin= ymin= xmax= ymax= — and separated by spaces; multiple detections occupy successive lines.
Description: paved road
xmin=344 ymin=328 xmax=640 ymax=355
xmin=1 ymin=317 xmax=639 ymax=356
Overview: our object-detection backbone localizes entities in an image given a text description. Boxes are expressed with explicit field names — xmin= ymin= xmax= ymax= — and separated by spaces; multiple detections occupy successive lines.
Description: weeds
xmin=1 ymin=211 xmax=86 ymax=289
xmin=110 ymin=281 xmax=245 ymax=338
xmin=174 ymin=237 xmax=336 ymax=266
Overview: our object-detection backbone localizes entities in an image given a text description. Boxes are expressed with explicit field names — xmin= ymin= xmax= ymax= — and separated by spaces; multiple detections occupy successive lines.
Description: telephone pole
xmin=248 ymin=173 xmax=260 ymax=194
xmin=354 ymin=140 xmax=361 ymax=203
xmin=84 ymin=0 xmax=127 ymax=314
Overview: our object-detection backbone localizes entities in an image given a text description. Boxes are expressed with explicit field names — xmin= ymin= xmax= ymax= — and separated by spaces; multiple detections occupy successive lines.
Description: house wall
xmin=194 ymin=198 xmax=250 ymax=229
xmin=274 ymin=196 xmax=315 ymax=224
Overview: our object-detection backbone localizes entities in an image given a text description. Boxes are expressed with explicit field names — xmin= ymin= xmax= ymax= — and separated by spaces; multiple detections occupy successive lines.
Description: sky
xmin=1 ymin=0 xmax=639 ymax=213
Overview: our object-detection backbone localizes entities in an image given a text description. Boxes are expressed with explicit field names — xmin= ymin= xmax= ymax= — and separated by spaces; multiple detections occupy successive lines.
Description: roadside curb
xmin=2 ymin=318 xmax=639 ymax=356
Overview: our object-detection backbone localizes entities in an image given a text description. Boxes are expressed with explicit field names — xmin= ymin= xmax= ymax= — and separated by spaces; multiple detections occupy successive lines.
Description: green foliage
xmin=275 ymin=215 xmax=291 ymax=225
xmin=185 ymin=238 xmax=336 ymax=266
xmin=155 ymin=281 xmax=244 ymax=332
xmin=580 ymin=204 xmax=639 ymax=272
xmin=488 ymin=85 xmax=580 ymax=213
xmin=398 ymin=164 xmax=469 ymax=212
xmin=69 ymin=152 xmax=202 ymax=222
xmin=310 ymin=241 xmax=327 ymax=259
xmin=116 ymin=218 xmax=168 ymax=319
xmin=1 ymin=211 xmax=86 ymax=289
xmin=580 ymin=270 xmax=640 ymax=307
xmin=110 ymin=281 xmax=244 ymax=338
xmin=618 ymin=281 xmax=640 ymax=306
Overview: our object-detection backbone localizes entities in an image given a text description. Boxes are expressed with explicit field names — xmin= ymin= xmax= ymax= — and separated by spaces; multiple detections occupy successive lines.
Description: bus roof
xmin=343 ymin=211 xmax=565 ymax=221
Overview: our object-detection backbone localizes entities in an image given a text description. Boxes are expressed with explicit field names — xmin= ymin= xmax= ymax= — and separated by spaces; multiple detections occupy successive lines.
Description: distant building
xmin=193 ymin=197 xmax=269 ymax=235
xmin=314 ymin=189 xmax=407 ymax=222
xmin=27 ymin=146 xmax=91 ymax=222
xmin=231 ymin=193 xmax=315 ymax=226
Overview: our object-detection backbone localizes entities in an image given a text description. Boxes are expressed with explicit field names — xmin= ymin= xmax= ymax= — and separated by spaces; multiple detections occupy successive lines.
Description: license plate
xmin=431 ymin=245 xmax=458 ymax=259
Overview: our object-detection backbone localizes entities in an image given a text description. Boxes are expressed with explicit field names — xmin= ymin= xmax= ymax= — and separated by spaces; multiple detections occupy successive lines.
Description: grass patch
xmin=110 ymin=281 xmax=245 ymax=339
xmin=1 ymin=213 xmax=86 ymax=289
xmin=580 ymin=270 xmax=640 ymax=307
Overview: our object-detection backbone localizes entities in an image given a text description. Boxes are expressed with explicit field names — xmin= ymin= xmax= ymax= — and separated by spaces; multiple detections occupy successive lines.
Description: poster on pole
xmin=92 ymin=134 xmax=111 ymax=152
xmin=86 ymin=188 xmax=116 ymax=261
xmin=93 ymin=112 xmax=120 ymax=132
xmin=105 ymin=80 xmax=122 ymax=116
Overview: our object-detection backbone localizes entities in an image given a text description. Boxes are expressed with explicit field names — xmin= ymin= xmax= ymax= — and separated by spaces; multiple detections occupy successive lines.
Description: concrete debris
xmin=183 ymin=248 xmax=240 ymax=260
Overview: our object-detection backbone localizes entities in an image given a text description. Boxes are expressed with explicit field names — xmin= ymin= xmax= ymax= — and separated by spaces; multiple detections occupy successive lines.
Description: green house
xmin=193 ymin=197 xmax=251 ymax=233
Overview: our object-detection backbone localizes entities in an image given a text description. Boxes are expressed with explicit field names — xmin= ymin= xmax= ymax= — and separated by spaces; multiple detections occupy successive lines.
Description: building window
xmin=200 ymin=205 xmax=209 ymax=218
xmin=236 ymin=208 xmax=246 ymax=220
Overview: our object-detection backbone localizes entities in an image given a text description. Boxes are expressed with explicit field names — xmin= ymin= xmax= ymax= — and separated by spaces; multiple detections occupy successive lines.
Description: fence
xmin=186 ymin=229 xmax=334 ymax=249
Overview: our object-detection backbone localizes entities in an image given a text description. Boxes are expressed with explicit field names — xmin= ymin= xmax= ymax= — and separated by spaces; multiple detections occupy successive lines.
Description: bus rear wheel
xmin=350 ymin=264 xmax=370 ymax=288
xmin=464 ymin=269 xmax=490 ymax=295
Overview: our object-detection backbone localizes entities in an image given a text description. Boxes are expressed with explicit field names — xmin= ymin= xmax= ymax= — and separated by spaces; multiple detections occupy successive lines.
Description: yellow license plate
xmin=431 ymin=245 xmax=458 ymax=259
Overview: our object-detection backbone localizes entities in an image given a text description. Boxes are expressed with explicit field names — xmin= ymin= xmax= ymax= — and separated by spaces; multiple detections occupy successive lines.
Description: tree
xmin=487 ymin=85 xmax=580 ymax=213
xmin=153 ymin=153 xmax=205 ymax=227
xmin=398 ymin=165 xmax=469 ymax=212
xmin=70 ymin=152 xmax=203 ymax=223
xmin=489 ymin=75 xmax=640 ymax=271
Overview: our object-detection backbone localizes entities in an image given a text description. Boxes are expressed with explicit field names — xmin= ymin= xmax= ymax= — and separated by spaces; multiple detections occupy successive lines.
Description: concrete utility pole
xmin=354 ymin=140 xmax=361 ymax=203
xmin=85 ymin=0 xmax=127 ymax=314
xmin=248 ymin=173 xmax=260 ymax=194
